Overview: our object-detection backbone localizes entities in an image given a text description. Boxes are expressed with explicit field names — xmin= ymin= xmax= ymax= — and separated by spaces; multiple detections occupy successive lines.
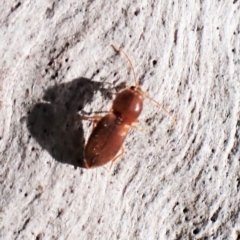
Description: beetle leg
xmin=131 ymin=120 xmax=139 ymax=129
xmin=77 ymin=115 xmax=102 ymax=129
xmin=130 ymin=122 xmax=150 ymax=134
xmin=110 ymin=147 xmax=125 ymax=169
xmin=79 ymin=115 xmax=102 ymax=121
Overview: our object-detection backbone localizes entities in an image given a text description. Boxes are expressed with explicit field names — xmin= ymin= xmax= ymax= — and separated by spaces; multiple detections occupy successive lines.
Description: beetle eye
xmin=130 ymin=86 xmax=135 ymax=90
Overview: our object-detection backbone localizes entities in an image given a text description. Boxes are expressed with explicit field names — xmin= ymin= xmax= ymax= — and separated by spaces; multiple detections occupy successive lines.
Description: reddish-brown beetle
xmin=83 ymin=45 xmax=175 ymax=169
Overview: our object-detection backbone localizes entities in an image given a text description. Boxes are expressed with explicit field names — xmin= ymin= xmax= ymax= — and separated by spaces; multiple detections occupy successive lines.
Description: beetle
xmin=83 ymin=45 xmax=175 ymax=169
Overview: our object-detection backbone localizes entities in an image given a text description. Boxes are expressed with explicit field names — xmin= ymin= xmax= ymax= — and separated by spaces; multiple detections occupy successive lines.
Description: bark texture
xmin=0 ymin=1 xmax=240 ymax=239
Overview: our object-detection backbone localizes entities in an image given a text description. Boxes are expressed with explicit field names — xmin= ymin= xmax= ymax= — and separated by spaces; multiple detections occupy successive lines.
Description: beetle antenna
xmin=139 ymin=89 xmax=176 ymax=125
xmin=112 ymin=45 xmax=176 ymax=126
xmin=112 ymin=45 xmax=139 ymax=87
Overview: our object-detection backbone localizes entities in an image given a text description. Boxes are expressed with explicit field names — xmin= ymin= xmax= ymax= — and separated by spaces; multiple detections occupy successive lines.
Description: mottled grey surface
xmin=0 ymin=1 xmax=240 ymax=239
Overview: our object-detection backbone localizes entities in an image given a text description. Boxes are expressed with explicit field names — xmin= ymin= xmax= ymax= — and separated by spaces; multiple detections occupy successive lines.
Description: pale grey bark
xmin=0 ymin=1 xmax=240 ymax=239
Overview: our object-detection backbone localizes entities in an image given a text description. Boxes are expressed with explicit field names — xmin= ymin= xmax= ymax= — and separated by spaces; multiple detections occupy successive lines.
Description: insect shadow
xmin=27 ymin=77 xmax=111 ymax=168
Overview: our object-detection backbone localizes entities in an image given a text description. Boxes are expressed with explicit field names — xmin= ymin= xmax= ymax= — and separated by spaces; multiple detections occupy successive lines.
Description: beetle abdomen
xmin=84 ymin=113 xmax=130 ymax=168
